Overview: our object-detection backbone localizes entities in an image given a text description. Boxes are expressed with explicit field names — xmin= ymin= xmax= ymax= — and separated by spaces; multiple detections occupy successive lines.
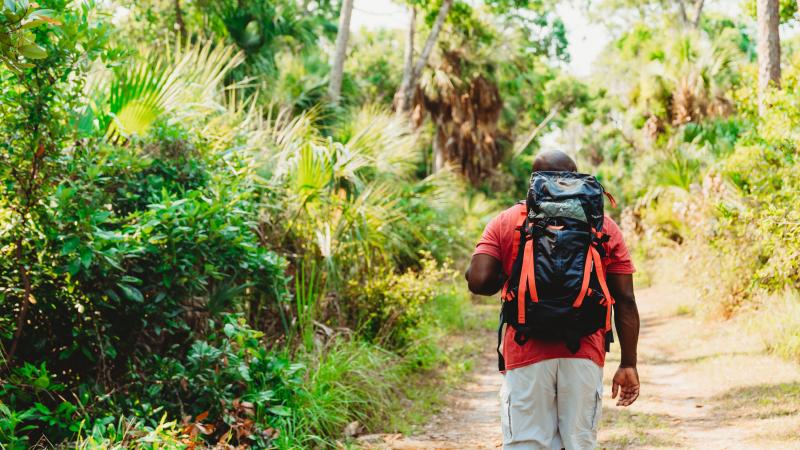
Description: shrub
xmin=120 ymin=314 xmax=303 ymax=448
xmin=345 ymin=256 xmax=457 ymax=349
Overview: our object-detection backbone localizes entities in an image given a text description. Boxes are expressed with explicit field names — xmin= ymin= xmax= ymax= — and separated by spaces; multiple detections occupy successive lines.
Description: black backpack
xmin=497 ymin=171 xmax=616 ymax=371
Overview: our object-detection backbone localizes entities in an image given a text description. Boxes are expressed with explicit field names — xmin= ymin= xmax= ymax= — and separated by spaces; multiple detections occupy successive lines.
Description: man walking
xmin=466 ymin=150 xmax=640 ymax=450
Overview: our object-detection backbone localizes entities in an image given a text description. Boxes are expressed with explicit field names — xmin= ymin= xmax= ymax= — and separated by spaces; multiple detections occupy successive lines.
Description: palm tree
xmin=417 ymin=48 xmax=504 ymax=183
xmin=394 ymin=0 xmax=454 ymax=113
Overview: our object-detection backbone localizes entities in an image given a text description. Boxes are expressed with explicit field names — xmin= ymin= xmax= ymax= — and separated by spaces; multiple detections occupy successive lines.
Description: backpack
xmin=497 ymin=171 xmax=617 ymax=371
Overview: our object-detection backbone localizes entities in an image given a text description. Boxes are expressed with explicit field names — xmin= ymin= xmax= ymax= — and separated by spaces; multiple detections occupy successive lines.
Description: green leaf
xmin=80 ymin=247 xmax=93 ymax=268
xmin=120 ymin=275 xmax=142 ymax=285
xmin=33 ymin=402 xmax=51 ymax=415
xmin=33 ymin=375 xmax=50 ymax=390
xmin=268 ymin=405 xmax=291 ymax=417
xmin=19 ymin=43 xmax=47 ymax=59
xmin=61 ymin=236 xmax=80 ymax=254
xmin=117 ymin=283 xmax=144 ymax=302
xmin=67 ymin=258 xmax=81 ymax=276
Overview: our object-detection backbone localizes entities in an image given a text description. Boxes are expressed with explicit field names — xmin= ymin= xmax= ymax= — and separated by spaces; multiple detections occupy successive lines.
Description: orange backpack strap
xmin=571 ymin=249 xmax=594 ymax=308
xmin=605 ymin=191 xmax=617 ymax=209
xmin=517 ymin=239 xmax=538 ymax=324
xmin=498 ymin=205 xmax=528 ymax=372
xmin=590 ymin=246 xmax=616 ymax=331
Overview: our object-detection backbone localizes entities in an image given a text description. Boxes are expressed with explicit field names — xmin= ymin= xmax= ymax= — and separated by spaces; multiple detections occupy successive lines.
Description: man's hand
xmin=611 ymin=366 xmax=640 ymax=407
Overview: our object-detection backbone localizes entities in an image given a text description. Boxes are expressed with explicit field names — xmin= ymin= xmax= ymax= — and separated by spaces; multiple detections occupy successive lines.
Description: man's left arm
xmin=465 ymin=254 xmax=506 ymax=296
xmin=608 ymin=273 xmax=640 ymax=407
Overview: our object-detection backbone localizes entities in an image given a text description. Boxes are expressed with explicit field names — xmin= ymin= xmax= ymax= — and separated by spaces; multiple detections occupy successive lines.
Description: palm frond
xmin=94 ymin=39 xmax=244 ymax=142
xmin=344 ymin=104 xmax=420 ymax=178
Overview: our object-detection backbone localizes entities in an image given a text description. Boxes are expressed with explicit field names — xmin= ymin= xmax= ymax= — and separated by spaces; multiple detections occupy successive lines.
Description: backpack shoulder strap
xmin=500 ymin=205 xmax=528 ymax=300
xmin=497 ymin=203 xmax=528 ymax=372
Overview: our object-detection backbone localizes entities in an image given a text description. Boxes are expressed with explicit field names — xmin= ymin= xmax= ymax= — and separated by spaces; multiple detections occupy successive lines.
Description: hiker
xmin=465 ymin=150 xmax=640 ymax=450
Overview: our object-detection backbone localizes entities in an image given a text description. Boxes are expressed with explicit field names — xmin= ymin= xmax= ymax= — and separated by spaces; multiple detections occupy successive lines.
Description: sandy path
xmin=364 ymin=277 xmax=800 ymax=449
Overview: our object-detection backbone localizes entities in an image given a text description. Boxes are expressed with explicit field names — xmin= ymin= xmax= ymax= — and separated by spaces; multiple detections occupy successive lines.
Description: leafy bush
xmin=346 ymin=256 xmax=457 ymax=349
xmin=0 ymin=1 xmax=497 ymax=447
xmin=120 ymin=315 xmax=303 ymax=448
xmin=0 ymin=363 xmax=81 ymax=448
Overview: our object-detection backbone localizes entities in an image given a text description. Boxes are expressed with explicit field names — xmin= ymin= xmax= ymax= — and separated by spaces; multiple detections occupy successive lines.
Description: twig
xmin=513 ymin=107 xmax=560 ymax=156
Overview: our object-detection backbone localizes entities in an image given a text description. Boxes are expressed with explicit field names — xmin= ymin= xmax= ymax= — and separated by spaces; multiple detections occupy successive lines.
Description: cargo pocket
xmin=591 ymin=387 xmax=602 ymax=430
xmin=500 ymin=382 xmax=513 ymax=442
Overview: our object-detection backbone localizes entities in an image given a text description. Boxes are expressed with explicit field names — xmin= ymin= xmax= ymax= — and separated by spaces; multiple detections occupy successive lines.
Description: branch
xmin=677 ymin=0 xmax=689 ymax=27
xmin=412 ymin=0 xmax=452 ymax=81
xmin=691 ymin=0 xmax=705 ymax=28
xmin=513 ymin=107 xmax=560 ymax=157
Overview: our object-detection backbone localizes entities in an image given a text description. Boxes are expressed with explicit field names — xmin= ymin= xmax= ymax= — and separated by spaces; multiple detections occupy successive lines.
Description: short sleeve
xmin=603 ymin=216 xmax=636 ymax=275
xmin=473 ymin=214 xmax=505 ymax=261
xmin=472 ymin=204 xmax=524 ymax=274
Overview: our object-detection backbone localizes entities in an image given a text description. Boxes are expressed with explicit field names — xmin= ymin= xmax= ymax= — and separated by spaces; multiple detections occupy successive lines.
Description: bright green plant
xmin=0 ymin=0 xmax=111 ymax=364
xmin=84 ymin=39 xmax=244 ymax=141
xmin=0 ymin=0 xmax=59 ymax=72
xmin=293 ymin=259 xmax=323 ymax=352
xmin=122 ymin=314 xmax=303 ymax=447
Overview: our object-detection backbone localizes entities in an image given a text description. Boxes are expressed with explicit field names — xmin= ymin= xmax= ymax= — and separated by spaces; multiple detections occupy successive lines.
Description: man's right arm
xmin=465 ymin=254 xmax=506 ymax=296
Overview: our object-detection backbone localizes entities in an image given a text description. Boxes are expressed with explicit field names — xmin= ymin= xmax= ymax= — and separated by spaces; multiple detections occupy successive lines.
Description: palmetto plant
xmin=86 ymin=39 xmax=244 ymax=142
xmin=249 ymin=103 xmax=454 ymax=285
xmin=635 ymin=29 xmax=739 ymax=131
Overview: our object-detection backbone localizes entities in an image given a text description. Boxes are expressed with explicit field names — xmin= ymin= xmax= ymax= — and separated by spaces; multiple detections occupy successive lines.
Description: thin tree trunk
xmin=691 ymin=0 xmax=704 ymax=28
xmin=328 ymin=0 xmax=354 ymax=104
xmin=677 ymin=0 xmax=689 ymax=27
xmin=677 ymin=0 xmax=704 ymax=29
xmin=395 ymin=0 xmax=453 ymax=113
xmin=757 ymin=0 xmax=781 ymax=116
xmin=174 ymin=0 xmax=187 ymax=39
xmin=513 ymin=107 xmax=560 ymax=157
xmin=433 ymin=127 xmax=444 ymax=173
xmin=7 ymin=238 xmax=32 ymax=363
xmin=394 ymin=6 xmax=416 ymax=112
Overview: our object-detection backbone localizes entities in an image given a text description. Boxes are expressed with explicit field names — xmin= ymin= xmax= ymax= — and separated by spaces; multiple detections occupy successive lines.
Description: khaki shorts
xmin=500 ymin=358 xmax=603 ymax=450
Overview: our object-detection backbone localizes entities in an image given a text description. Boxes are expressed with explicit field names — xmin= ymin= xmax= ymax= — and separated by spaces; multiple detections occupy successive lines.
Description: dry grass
xmin=598 ymin=409 xmax=680 ymax=449
xmin=712 ymin=382 xmax=800 ymax=420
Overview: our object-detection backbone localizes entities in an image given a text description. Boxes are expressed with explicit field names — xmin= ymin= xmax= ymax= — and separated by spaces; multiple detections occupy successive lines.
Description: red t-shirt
xmin=473 ymin=203 xmax=635 ymax=370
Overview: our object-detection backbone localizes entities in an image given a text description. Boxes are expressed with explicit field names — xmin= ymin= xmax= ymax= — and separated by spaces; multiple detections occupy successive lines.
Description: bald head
xmin=532 ymin=150 xmax=577 ymax=172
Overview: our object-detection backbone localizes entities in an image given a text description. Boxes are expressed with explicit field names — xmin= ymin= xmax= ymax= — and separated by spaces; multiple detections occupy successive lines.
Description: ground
xmin=359 ymin=258 xmax=800 ymax=449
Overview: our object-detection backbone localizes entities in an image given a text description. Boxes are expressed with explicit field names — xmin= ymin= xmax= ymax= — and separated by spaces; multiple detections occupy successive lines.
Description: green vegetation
xmin=4 ymin=0 xmax=800 ymax=447
xmin=564 ymin=1 xmax=800 ymax=362
xmin=0 ymin=0 xmax=568 ymax=447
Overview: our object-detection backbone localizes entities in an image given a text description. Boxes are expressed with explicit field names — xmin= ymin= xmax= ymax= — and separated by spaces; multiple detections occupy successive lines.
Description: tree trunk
xmin=7 ymin=238 xmax=32 ymax=364
xmin=328 ymin=0 xmax=354 ymax=104
xmin=174 ymin=0 xmax=187 ymax=39
xmin=677 ymin=0 xmax=704 ymax=29
xmin=395 ymin=0 xmax=453 ymax=113
xmin=757 ymin=0 xmax=781 ymax=116
xmin=691 ymin=0 xmax=704 ymax=28
xmin=433 ymin=126 xmax=445 ymax=173
xmin=394 ymin=6 xmax=416 ymax=112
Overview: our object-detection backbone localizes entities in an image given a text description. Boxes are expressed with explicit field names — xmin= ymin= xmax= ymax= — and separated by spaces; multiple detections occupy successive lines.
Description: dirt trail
xmin=364 ymin=267 xmax=800 ymax=449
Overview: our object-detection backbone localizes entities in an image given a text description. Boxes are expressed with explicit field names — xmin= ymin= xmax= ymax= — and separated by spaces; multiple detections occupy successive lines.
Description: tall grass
xmin=293 ymin=259 xmax=323 ymax=352
xmin=267 ymin=339 xmax=400 ymax=448
xmin=746 ymin=291 xmax=800 ymax=363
